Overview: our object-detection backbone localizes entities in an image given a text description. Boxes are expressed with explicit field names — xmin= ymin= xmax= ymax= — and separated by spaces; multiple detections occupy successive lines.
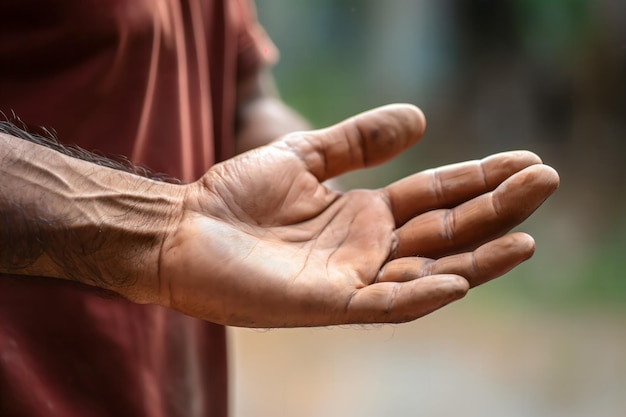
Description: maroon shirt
xmin=0 ymin=1 xmax=275 ymax=415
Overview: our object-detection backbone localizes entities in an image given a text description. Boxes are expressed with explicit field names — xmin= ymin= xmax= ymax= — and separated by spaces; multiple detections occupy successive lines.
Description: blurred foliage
xmin=256 ymin=0 xmax=626 ymax=309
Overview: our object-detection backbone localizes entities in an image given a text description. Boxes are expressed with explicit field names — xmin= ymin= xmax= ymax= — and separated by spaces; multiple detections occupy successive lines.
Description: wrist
xmin=85 ymin=177 xmax=186 ymax=304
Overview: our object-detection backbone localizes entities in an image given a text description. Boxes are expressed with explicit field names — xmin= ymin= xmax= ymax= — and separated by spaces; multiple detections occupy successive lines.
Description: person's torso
xmin=0 ymin=1 xmax=270 ymax=415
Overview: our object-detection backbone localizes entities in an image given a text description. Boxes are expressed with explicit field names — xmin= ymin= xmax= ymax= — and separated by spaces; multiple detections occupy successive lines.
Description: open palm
xmin=159 ymin=105 xmax=559 ymax=327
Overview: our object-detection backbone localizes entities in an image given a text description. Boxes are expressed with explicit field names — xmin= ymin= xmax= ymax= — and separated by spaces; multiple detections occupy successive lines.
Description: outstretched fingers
xmin=279 ymin=104 xmax=426 ymax=182
xmin=377 ymin=232 xmax=535 ymax=288
xmin=341 ymin=232 xmax=534 ymax=324
xmin=394 ymin=164 xmax=559 ymax=259
xmin=385 ymin=150 xmax=544 ymax=227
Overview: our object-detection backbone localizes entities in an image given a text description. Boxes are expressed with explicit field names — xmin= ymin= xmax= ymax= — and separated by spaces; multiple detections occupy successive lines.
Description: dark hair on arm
xmin=0 ymin=115 xmax=181 ymax=183
xmin=0 ymin=115 xmax=178 ymax=291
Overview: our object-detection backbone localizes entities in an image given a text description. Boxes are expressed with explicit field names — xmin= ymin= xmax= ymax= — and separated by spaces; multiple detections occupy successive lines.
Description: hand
xmin=158 ymin=104 xmax=559 ymax=327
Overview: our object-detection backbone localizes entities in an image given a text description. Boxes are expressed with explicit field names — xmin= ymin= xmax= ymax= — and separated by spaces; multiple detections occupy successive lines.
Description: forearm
xmin=235 ymin=97 xmax=310 ymax=153
xmin=235 ymin=70 xmax=310 ymax=154
xmin=0 ymin=124 xmax=183 ymax=303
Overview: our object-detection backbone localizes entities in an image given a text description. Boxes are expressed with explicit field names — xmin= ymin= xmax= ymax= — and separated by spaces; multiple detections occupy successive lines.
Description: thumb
xmin=279 ymin=104 xmax=426 ymax=182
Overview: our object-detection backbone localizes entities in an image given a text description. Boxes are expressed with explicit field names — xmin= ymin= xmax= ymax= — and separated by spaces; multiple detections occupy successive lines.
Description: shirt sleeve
xmin=233 ymin=0 xmax=279 ymax=80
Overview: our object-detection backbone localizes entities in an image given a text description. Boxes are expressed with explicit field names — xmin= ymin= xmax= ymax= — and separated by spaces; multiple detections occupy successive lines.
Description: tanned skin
xmin=0 ymin=104 xmax=559 ymax=328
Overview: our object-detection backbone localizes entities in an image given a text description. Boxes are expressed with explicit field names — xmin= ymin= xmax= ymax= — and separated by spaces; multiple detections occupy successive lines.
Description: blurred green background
xmin=231 ymin=1 xmax=626 ymax=416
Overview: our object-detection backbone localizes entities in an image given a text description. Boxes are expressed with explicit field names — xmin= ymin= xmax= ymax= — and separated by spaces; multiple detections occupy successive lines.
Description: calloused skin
xmin=158 ymin=104 xmax=559 ymax=327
